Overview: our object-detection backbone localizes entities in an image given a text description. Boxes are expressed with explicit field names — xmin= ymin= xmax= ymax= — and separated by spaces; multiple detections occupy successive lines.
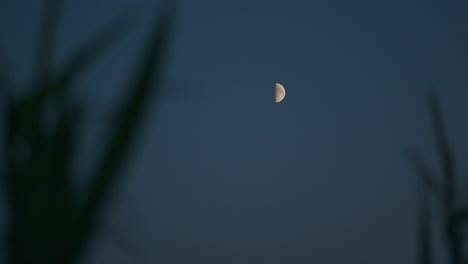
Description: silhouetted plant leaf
xmin=408 ymin=147 xmax=445 ymax=203
xmin=32 ymin=8 xmax=140 ymax=110
xmin=427 ymin=92 xmax=465 ymax=264
xmin=0 ymin=48 xmax=13 ymax=151
xmin=45 ymin=102 xmax=83 ymax=200
xmin=33 ymin=0 xmax=64 ymax=86
xmin=418 ymin=182 xmax=432 ymax=264
xmin=427 ymin=91 xmax=455 ymax=206
xmin=0 ymin=49 xmax=13 ymax=92
xmin=454 ymin=209 xmax=468 ymax=223
xmin=85 ymin=4 xmax=178 ymax=218
xmin=411 ymin=91 xmax=467 ymax=264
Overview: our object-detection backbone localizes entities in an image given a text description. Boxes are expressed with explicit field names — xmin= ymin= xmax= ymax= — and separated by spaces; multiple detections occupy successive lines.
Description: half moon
xmin=275 ymin=83 xmax=286 ymax=103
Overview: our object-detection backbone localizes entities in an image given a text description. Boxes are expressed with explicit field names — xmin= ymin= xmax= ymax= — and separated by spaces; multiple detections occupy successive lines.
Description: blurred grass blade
xmin=418 ymin=182 xmax=432 ymax=264
xmin=33 ymin=8 xmax=140 ymax=105
xmin=0 ymin=48 xmax=12 ymax=132
xmin=408 ymin=147 xmax=445 ymax=203
xmin=85 ymin=4 xmax=178 ymax=216
xmin=0 ymin=48 xmax=12 ymax=191
xmin=46 ymin=103 xmax=83 ymax=200
xmin=453 ymin=209 xmax=468 ymax=222
xmin=3 ymin=2 xmax=179 ymax=263
xmin=425 ymin=91 xmax=463 ymax=264
xmin=11 ymin=7 xmax=139 ymax=142
xmin=0 ymin=49 xmax=13 ymax=92
xmin=51 ymin=9 xmax=140 ymax=92
xmin=427 ymin=91 xmax=455 ymax=205
xmin=34 ymin=0 xmax=63 ymax=85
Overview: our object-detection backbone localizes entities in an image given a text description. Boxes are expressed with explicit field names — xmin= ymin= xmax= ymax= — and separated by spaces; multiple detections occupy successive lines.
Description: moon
xmin=275 ymin=83 xmax=286 ymax=103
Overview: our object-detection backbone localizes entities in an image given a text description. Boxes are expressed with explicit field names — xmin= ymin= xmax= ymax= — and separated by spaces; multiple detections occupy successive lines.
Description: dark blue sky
xmin=1 ymin=0 xmax=468 ymax=263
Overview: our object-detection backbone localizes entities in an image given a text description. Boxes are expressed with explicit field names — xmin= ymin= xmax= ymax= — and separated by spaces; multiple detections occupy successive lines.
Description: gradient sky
xmin=1 ymin=0 xmax=468 ymax=263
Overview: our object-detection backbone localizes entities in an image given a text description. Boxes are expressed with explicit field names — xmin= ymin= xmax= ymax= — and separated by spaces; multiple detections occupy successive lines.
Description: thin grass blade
xmin=427 ymin=91 xmax=455 ymax=205
xmin=85 ymin=2 xmax=178 ymax=220
xmin=34 ymin=0 xmax=64 ymax=86
xmin=453 ymin=209 xmax=468 ymax=222
xmin=417 ymin=179 xmax=432 ymax=264
xmin=31 ymin=9 xmax=140 ymax=108
xmin=408 ymin=147 xmax=446 ymax=203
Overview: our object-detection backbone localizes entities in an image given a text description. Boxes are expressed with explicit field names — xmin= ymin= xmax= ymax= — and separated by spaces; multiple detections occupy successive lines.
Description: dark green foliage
xmin=409 ymin=91 xmax=468 ymax=264
xmin=1 ymin=1 xmax=177 ymax=263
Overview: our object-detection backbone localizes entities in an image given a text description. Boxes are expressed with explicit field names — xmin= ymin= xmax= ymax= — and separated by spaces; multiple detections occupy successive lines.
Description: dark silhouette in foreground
xmin=410 ymin=92 xmax=468 ymax=264
xmin=1 ymin=0 xmax=177 ymax=263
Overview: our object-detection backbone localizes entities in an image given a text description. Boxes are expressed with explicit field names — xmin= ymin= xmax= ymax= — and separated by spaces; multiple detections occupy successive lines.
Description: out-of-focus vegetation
xmin=0 ymin=0 xmax=177 ymax=263
xmin=410 ymin=92 xmax=468 ymax=264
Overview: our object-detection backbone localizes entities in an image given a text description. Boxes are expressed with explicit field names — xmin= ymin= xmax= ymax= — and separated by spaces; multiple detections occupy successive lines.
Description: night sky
xmin=1 ymin=0 xmax=468 ymax=263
